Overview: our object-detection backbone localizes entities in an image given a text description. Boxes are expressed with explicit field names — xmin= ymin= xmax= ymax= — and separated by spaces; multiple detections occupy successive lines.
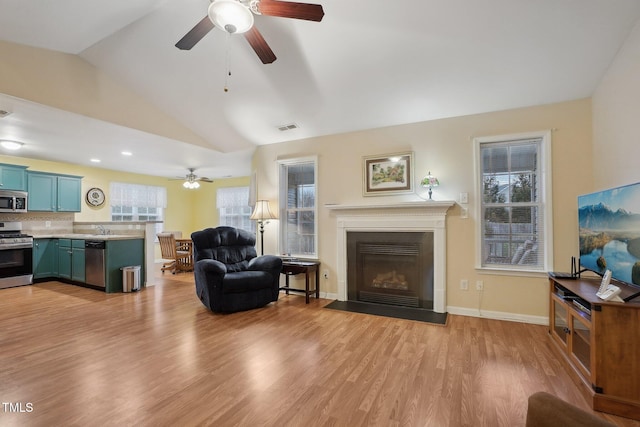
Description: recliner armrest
xmin=248 ymin=255 xmax=283 ymax=272
xmin=195 ymin=259 xmax=227 ymax=275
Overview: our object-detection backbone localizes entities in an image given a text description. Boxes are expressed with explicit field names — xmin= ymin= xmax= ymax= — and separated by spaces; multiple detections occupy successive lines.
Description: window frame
xmin=473 ymin=131 xmax=553 ymax=274
xmin=278 ymin=156 xmax=318 ymax=259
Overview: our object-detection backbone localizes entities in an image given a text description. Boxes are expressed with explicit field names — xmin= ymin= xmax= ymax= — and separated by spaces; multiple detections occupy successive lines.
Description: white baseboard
xmin=447 ymin=305 xmax=548 ymax=325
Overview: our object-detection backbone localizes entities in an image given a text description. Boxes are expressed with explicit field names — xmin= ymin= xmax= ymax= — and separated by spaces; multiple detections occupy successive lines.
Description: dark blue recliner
xmin=191 ymin=226 xmax=283 ymax=313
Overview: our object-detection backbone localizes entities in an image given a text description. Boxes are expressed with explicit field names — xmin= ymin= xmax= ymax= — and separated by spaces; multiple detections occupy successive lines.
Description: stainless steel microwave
xmin=0 ymin=190 xmax=27 ymax=213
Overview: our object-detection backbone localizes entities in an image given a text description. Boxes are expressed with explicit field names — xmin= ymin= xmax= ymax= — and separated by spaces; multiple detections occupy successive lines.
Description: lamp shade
xmin=420 ymin=172 xmax=440 ymax=188
xmin=208 ymin=0 xmax=254 ymax=34
xmin=250 ymin=200 xmax=277 ymax=221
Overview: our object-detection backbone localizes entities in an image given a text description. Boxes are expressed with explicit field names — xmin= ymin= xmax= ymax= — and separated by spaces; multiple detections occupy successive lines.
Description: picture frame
xmin=363 ymin=152 xmax=414 ymax=196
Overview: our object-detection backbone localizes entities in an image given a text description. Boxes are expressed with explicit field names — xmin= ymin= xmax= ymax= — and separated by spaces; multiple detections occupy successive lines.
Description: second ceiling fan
xmin=175 ymin=0 xmax=325 ymax=64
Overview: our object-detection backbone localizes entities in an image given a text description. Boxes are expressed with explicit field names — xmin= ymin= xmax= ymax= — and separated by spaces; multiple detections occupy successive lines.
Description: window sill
xmin=475 ymin=267 xmax=549 ymax=279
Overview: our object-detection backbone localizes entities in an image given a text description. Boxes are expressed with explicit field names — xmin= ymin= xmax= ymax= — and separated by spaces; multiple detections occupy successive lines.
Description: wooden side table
xmin=280 ymin=260 xmax=320 ymax=303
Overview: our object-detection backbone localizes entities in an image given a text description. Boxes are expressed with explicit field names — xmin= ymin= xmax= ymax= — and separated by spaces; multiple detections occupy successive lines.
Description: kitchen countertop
xmin=32 ymin=234 xmax=144 ymax=241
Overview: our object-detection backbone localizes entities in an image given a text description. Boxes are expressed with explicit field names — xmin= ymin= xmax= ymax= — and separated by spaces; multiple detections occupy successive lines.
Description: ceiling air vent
xmin=277 ymin=123 xmax=298 ymax=132
xmin=0 ymin=110 xmax=12 ymax=118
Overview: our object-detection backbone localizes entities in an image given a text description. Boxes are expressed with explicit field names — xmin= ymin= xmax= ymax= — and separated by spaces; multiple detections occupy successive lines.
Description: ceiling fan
xmin=172 ymin=168 xmax=214 ymax=189
xmin=175 ymin=0 xmax=325 ymax=64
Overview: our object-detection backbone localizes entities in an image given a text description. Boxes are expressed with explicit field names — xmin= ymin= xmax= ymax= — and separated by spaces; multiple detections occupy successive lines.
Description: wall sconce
xmin=420 ymin=171 xmax=440 ymax=200
xmin=250 ymin=200 xmax=277 ymax=255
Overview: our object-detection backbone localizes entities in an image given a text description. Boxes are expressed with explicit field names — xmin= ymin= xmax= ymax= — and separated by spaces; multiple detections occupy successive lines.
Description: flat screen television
xmin=578 ymin=181 xmax=640 ymax=288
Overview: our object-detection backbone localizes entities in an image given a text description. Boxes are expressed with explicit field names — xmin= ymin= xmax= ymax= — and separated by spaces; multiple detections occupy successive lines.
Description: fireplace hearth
xmin=348 ymin=232 xmax=434 ymax=309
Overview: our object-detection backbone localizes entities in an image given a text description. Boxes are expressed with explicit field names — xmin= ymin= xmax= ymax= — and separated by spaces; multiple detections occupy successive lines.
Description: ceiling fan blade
xmin=198 ymin=177 xmax=214 ymax=183
xmin=244 ymin=27 xmax=277 ymax=64
xmin=175 ymin=16 xmax=215 ymax=50
xmin=257 ymin=0 xmax=325 ymax=22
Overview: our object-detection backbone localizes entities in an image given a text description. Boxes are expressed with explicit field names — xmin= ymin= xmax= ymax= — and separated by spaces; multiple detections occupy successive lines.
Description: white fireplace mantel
xmin=327 ymin=201 xmax=455 ymax=313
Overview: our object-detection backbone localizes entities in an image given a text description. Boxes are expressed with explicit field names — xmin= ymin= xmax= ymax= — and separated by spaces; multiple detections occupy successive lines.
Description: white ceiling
xmin=0 ymin=0 xmax=639 ymax=181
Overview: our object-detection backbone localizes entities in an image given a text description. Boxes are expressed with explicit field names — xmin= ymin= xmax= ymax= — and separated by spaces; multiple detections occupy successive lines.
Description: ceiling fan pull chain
xmin=224 ymin=32 xmax=231 ymax=92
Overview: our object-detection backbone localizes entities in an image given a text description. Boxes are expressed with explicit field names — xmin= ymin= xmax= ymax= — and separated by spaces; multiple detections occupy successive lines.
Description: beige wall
xmin=593 ymin=20 xmax=640 ymax=189
xmin=254 ymin=99 xmax=593 ymax=320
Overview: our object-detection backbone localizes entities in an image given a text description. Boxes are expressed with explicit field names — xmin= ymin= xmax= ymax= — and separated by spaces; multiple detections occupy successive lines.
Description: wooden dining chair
xmin=157 ymin=233 xmax=192 ymax=274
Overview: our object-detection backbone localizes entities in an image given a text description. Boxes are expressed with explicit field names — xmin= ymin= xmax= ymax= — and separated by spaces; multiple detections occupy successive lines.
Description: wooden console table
xmin=549 ymin=275 xmax=640 ymax=420
xmin=280 ymin=260 xmax=320 ymax=303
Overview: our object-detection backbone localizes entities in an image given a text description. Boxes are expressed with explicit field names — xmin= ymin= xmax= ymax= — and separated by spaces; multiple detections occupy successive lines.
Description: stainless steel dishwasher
xmin=85 ymin=240 xmax=106 ymax=288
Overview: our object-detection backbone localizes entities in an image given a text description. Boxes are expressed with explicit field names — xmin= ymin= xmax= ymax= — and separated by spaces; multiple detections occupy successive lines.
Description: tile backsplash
xmin=0 ymin=212 xmax=147 ymax=237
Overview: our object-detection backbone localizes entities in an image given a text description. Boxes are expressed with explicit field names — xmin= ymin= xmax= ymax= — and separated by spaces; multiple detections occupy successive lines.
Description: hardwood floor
xmin=1 ymin=268 xmax=638 ymax=427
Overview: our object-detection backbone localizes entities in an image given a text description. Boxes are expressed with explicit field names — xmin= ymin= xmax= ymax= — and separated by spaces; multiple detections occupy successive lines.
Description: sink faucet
xmin=96 ymin=225 xmax=111 ymax=235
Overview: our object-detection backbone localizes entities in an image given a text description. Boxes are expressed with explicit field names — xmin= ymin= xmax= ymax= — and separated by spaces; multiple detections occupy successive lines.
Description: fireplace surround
xmin=327 ymin=201 xmax=454 ymax=313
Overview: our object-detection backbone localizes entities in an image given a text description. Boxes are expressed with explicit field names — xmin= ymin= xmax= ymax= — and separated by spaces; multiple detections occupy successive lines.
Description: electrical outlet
xmin=323 ymin=269 xmax=329 ymax=279
xmin=460 ymin=206 xmax=468 ymax=219
xmin=460 ymin=279 xmax=468 ymax=290
xmin=476 ymin=280 xmax=484 ymax=291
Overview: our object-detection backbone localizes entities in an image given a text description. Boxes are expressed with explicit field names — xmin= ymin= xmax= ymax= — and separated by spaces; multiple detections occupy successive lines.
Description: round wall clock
xmin=86 ymin=187 xmax=105 ymax=207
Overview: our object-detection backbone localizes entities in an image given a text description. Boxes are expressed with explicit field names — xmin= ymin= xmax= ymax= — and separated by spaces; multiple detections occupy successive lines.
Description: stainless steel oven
xmin=0 ymin=222 xmax=33 ymax=289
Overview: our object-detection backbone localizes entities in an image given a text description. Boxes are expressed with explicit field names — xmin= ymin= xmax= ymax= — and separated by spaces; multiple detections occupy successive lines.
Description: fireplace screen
xmin=347 ymin=232 xmax=434 ymax=309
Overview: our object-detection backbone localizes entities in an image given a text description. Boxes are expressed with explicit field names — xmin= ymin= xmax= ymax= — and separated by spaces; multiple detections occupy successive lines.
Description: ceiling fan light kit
xmin=183 ymin=180 xmax=201 ymax=189
xmin=175 ymin=168 xmax=213 ymax=189
xmin=208 ymin=0 xmax=254 ymax=34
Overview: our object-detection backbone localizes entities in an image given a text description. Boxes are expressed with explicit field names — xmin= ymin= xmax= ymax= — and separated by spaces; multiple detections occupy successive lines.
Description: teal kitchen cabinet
xmin=27 ymin=171 xmax=82 ymax=212
xmin=0 ymin=163 xmax=27 ymax=191
xmin=57 ymin=239 xmax=85 ymax=282
xmin=105 ymin=239 xmax=144 ymax=293
xmin=57 ymin=239 xmax=72 ymax=279
xmin=33 ymin=238 xmax=58 ymax=279
xmin=71 ymin=239 xmax=85 ymax=282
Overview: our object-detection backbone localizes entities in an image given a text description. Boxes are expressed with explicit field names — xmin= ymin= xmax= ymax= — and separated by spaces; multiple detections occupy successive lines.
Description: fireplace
xmin=327 ymin=201 xmax=454 ymax=313
xmin=347 ymin=232 xmax=433 ymax=309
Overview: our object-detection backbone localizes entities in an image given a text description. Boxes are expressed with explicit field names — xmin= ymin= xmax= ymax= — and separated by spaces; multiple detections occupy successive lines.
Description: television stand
xmin=549 ymin=276 xmax=640 ymax=420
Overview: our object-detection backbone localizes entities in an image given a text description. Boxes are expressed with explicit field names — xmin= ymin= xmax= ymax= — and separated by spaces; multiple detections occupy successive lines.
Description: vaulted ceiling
xmin=0 ymin=0 xmax=639 ymax=180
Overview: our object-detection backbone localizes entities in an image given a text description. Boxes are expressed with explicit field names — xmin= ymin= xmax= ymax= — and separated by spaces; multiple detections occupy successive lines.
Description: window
xmin=217 ymin=186 xmax=254 ymax=233
xmin=474 ymin=132 xmax=552 ymax=272
xmin=279 ymin=157 xmax=317 ymax=257
xmin=110 ymin=182 xmax=166 ymax=236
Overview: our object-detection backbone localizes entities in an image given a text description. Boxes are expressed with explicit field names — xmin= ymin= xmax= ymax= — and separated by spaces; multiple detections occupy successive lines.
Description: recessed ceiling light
xmin=90 ymin=158 xmax=101 ymax=163
xmin=121 ymin=151 xmax=132 ymax=156
xmin=0 ymin=140 xmax=23 ymax=150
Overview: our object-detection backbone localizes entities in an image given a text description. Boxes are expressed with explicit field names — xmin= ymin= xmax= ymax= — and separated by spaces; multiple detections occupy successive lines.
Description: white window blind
xmin=217 ymin=186 xmax=254 ymax=232
xmin=110 ymin=182 xmax=167 ymax=208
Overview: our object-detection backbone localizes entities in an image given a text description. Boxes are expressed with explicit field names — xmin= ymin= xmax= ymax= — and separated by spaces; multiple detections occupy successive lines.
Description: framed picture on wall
xmin=363 ymin=152 xmax=414 ymax=196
